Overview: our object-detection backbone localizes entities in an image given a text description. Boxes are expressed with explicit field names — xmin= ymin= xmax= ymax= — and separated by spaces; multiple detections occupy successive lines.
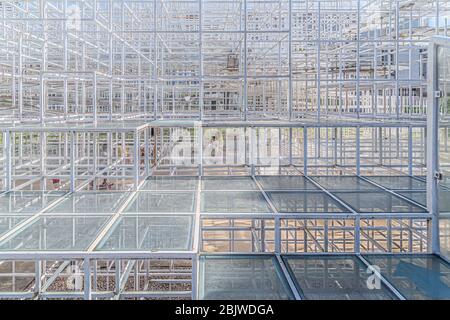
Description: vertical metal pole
xmin=191 ymin=255 xmax=198 ymax=300
xmin=144 ymin=129 xmax=149 ymax=176
xmin=427 ymin=41 xmax=440 ymax=254
xmin=93 ymin=73 xmax=97 ymax=124
xmin=275 ymin=217 xmax=281 ymax=254
xmin=316 ymin=1 xmax=321 ymax=121
xmin=134 ymin=130 xmax=139 ymax=190
xmin=243 ymin=0 xmax=248 ymax=120
xmin=408 ymin=126 xmax=413 ymax=176
xmin=199 ymin=0 xmax=203 ymax=120
xmin=70 ymin=131 xmax=75 ymax=192
xmin=4 ymin=131 xmax=12 ymax=191
xmin=303 ymin=127 xmax=307 ymax=175
xmin=34 ymin=260 xmax=41 ymax=298
xmin=84 ymin=258 xmax=91 ymax=300
xmin=356 ymin=126 xmax=361 ymax=175
xmin=288 ymin=0 xmax=292 ymax=120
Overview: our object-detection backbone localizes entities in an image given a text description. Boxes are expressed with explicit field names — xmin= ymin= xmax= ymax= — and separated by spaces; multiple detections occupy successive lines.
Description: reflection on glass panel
xmin=124 ymin=192 xmax=196 ymax=213
xmin=46 ymin=192 xmax=130 ymax=213
xmin=257 ymin=176 xmax=319 ymax=191
xmin=201 ymin=192 xmax=272 ymax=213
xmin=268 ymin=192 xmax=349 ymax=213
xmin=199 ymin=255 xmax=293 ymax=300
xmin=96 ymin=215 xmax=193 ymax=251
xmin=284 ymin=255 xmax=397 ymax=300
xmin=333 ymin=191 xmax=426 ymax=213
xmin=0 ymin=216 xmax=108 ymax=251
xmin=363 ymin=254 xmax=450 ymax=300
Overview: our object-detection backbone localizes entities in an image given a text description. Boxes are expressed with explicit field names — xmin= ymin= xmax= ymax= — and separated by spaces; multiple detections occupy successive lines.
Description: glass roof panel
xmin=45 ymin=192 xmax=130 ymax=214
xmin=0 ymin=191 xmax=66 ymax=214
xmin=95 ymin=215 xmax=193 ymax=251
xmin=333 ymin=191 xmax=426 ymax=213
xmin=201 ymin=191 xmax=272 ymax=213
xmin=398 ymin=190 xmax=450 ymax=213
xmin=267 ymin=191 xmax=350 ymax=214
xmin=202 ymin=176 xmax=258 ymax=191
xmin=199 ymin=255 xmax=294 ymax=300
xmin=364 ymin=176 xmax=426 ymax=190
xmin=310 ymin=176 xmax=381 ymax=191
xmin=124 ymin=192 xmax=196 ymax=213
xmin=0 ymin=216 xmax=109 ymax=251
xmin=142 ymin=176 xmax=198 ymax=191
xmin=0 ymin=216 xmax=28 ymax=237
xmin=283 ymin=255 xmax=397 ymax=300
xmin=256 ymin=176 xmax=319 ymax=191
xmin=362 ymin=254 xmax=450 ymax=300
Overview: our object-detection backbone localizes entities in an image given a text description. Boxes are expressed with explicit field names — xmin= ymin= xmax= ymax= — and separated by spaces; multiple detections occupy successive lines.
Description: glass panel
xmin=124 ymin=192 xmax=196 ymax=213
xmin=363 ymin=254 xmax=450 ymax=300
xmin=364 ymin=176 xmax=426 ymax=190
xmin=0 ymin=216 xmax=28 ymax=237
xmin=284 ymin=255 xmax=397 ymax=300
xmin=141 ymin=176 xmax=198 ymax=191
xmin=441 ymin=218 xmax=450 ymax=259
xmin=438 ymin=44 xmax=450 ymax=261
xmin=399 ymin=190 xmax=450 ymax=213
xmin=0 ymin=216 xmax=109 ymax=251
xmin=333 ymin=191 xmax=426 ymax=213
xmin=95 ymin=215 xmax=193 ymax=251
xmin=201 ymin=191 xmax=272 ymax=213
xmin=311 ymin=176 xmax=381 ymax=191
xmin=256 ymin=176 xmax=319 ymax=191
xmin=0 ymin=191 xmax=65 ymax=214
xmin=267 ymin=191 xmax=350 ymax=214
xmin=199 ymin=255 xmax=293 ymax=300
xmin=46 ymin=192 xmax=130 ymax=214
xmin=202 ymin=176 xmax=258 ymax=191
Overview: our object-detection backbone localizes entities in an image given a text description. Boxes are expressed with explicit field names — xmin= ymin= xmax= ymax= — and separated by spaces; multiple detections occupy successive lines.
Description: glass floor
xmin=0 ymin=175 xmax=446 ymax=299
xmin=198 ymin=254 xmax=450 ymax=300
xmin=0 ymin=191 xmax=66 ymax=214
xmin=0 ymin=175 xmax=430 ymax=254
xmin=95 ymin=215 xmax=193 ymax=251
xmin=362 ymin=254 xmax=450 ymax=300
xmin=199 ymin=255 xmax=294 ymax=300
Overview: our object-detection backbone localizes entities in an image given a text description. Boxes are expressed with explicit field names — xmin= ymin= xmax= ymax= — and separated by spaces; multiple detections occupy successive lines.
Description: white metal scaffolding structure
xmin=0 ymin=0 xmax=450 ymax=300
